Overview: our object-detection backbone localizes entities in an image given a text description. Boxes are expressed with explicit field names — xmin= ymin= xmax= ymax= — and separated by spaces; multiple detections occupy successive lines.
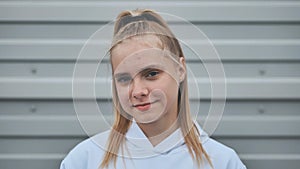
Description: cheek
xmin=116 ymin=85 xmax=131 ymax=106
xmin=150 ymin=83 xmax=176 ymax=102
xmin=149 ymin=88 xmax=165 ymax=100
xmin=161 ymin=80 xmax=179 ymax=103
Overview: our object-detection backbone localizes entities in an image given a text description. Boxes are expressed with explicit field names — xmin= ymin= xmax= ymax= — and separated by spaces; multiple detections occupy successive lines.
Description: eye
xmin=145 ymin=70 xmax=160 ymax=78
xmin=116 ymin=75 xmax=132 ymax=84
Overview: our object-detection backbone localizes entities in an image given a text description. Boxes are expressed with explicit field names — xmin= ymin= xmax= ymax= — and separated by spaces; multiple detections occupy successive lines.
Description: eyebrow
xmin=114 ymin=72 xmax=130 ymax=79
xmin=114 ymin=64 xmax=164 ymax=77
xmin=139 ymin=64 xmax=164 ymax=72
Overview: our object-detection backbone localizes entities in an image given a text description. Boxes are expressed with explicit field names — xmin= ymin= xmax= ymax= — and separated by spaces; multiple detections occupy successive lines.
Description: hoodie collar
xmin=123 ymin=121 xmax=209 ymax=158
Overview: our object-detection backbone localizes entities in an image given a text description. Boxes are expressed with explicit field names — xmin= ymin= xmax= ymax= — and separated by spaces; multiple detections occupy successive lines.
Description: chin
xmin=134 ymin=115 xmax=160 ymax=124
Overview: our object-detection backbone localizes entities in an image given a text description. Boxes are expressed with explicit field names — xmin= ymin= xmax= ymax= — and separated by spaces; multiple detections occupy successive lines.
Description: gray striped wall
xmin=1 ymin=1 xmax=300 ymax=169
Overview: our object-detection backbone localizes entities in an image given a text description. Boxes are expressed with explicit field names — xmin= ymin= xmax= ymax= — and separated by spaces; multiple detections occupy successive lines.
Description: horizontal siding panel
xmin=1 ymin=40 xmax=299 ymax=61
xmin=0 ymin=1 xmax=300 ymax=22
xmin=1 ymin=24 xmax=300 ymax=39
xmin=0 ymin=138 xmax=83 ymax=154
xmin=1 ymin=62 xmax=300 ymax=78
xmin=0 ymin=153 xmax=64 ymax=160
xmin=0 ymin=158 xmax=299 ymax=169
xmin=0 ymin=158 xmax=61 ymax=169
xmin=1 ymin=100 xmax=300 ymax=116
xmin=242 ymin=158 xmax=300 ymax=169
xmin=0 ymin=78 xmax=300 ymax=99
xmin=214 ymin=116 xmax=300 ymax=136
xmin=0 ymin=115 xmax=92 ymax=136
xmin=0 ymin=100 xmax=113 ymax=116
xmin=0 ymin=115 xmax=299 ymax=136
xmin=217 ymin=138 xmax=300 ymax=154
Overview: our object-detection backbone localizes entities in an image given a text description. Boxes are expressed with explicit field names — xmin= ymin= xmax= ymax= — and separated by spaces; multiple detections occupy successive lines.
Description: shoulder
xmin=203 ymin=138 xmax=247 ymax=169
xmin=60 ymin=130 xmax=111 ymax=169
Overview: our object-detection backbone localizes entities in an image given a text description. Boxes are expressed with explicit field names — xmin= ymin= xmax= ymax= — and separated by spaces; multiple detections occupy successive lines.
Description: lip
xmin=133 ymin=101 xmax=157 ymax=111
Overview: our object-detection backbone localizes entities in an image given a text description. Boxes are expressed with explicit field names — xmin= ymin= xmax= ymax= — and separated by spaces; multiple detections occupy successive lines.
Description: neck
xmin=137 ymin=115 xmax=179 ymax=146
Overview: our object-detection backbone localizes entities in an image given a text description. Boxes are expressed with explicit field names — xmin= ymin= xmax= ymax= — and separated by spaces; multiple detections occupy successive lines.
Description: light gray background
xmin=0 ymin=0 xmax=300 ymax=169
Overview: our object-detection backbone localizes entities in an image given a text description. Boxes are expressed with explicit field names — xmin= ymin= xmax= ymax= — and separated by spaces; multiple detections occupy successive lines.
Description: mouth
xmin=133 ymin=101 xmax=158 ymax=111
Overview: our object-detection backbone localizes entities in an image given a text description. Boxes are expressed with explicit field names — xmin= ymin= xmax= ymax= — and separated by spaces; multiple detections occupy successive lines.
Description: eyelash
xmin=145 ymin=70 xmax=160 ymax=78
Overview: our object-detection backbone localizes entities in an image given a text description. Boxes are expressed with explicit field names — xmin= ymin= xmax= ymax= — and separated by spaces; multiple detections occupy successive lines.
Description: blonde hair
xmin=100 ymin=9 xmax=213 ymax=168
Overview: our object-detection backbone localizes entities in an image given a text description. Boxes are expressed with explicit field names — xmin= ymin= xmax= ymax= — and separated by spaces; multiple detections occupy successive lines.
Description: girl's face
xmin=111 ymin=37 xmax=185 ymax=124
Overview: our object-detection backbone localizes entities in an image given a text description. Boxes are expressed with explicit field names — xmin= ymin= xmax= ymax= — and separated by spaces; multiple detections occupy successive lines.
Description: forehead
xmin=111 ymin=36 xmax=179 ymax=77
xmin=111 ymin=35 xmax=162 ymax=69
xmin=113 ymin=49 xmax=176 ymax=78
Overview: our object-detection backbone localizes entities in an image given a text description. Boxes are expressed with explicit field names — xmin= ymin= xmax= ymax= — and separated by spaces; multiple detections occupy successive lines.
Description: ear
xmin=178 ymin=57 xmax=186 ymax=82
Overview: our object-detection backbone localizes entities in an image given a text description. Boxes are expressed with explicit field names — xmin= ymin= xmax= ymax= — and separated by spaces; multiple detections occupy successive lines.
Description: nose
xmin=131 ymin=78 xmax=149 ymax=100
